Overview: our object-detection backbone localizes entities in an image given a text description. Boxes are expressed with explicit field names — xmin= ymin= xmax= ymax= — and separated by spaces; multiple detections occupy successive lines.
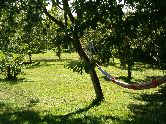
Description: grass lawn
xmin=0 ymin=51 xmax=166 ymax=124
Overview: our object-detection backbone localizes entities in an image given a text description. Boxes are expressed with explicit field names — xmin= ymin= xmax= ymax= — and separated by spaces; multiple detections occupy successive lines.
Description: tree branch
xmin=62 ymin=0 xmax=75 ymax=23
xmin=52 ymin=0 xmax=63 ymax=10
xmin=44 ymin=9 xmax=65 ymax=27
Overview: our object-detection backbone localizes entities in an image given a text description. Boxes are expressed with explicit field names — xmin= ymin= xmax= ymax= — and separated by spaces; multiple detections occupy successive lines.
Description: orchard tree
xmin=45 ymin=0 xmax=128 ymax=100
xmin=0 ymin=3 xmax=24 ymax=79
xmin=123 ymin=0 xmax=166 ymax=68
xmin=93 ymin=0 xmax=166 ymax=78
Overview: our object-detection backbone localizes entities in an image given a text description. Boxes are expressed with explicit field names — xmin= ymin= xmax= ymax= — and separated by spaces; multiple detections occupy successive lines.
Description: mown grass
xmin=0 ymin=51 xmax=166 ymax=124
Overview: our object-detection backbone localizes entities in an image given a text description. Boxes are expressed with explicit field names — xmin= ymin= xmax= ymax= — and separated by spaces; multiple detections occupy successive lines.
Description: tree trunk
xmin=126 ymin=38 xmax=132 ymax=79
xmin=28 ymin=52 xmax=32 ymax=64
xmin=56 ymin=45 xmax=61 ymax=61
xmin=73 ymin=35 xmax=104 ymax=100
xmin=6 ymin=65 xmax=12 ymax=79
xmin=89 ymin=67 xmax=104 ymax=100
xmin=44 ymin=3 xmax=103 ymax=100
xmin=127 ymin=63 xmax=132 ymax=79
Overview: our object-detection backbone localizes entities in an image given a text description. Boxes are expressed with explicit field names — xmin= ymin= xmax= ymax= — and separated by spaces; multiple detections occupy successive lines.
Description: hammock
xmin=84 ymin=42 xmax=166 ymax=90
xmin=96 ymin=63 xmax=166 ymax=90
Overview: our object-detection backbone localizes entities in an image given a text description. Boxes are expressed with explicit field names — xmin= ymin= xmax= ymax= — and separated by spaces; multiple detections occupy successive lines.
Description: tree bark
xmin=6 ymin=65 xmax=12 ymax=79
xmin=56 ymin=45 xmax=61 ymax=61
xmin=28 ymin=52 xmax=32 ymax=64
xmin=127 ymin=63 xmax=132 ymax=79
xmin=89 ymin=67 xmax=104 ymax=100
xmin=126 ymin=38 xmax=132 ymax=79
xmin=73 ymin=35 xmax=104 ymax=100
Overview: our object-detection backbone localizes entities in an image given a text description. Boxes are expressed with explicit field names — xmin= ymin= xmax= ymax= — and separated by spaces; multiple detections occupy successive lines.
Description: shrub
xmin=0 ymin=53 xmax=24 ymax=79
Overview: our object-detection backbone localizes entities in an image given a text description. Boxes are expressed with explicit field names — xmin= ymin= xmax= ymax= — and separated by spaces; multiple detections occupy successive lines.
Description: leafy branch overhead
xmin=65 ymin=60 xmax=93 ymax=75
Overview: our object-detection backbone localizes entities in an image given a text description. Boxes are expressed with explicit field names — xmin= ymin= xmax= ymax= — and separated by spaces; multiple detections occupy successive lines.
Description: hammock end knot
xmin=111 ymin=77 xmax=116 ymax=83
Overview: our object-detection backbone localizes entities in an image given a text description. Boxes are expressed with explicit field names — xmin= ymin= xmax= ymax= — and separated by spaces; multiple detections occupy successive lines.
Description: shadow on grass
xmin=64 ymin=99 xmax=102 ymax=117
xmin=0 ymin=78 xmax=30 ymax=85
xmin=24 ymin=61 xmax=54 ymax=69
xmin=24 ymin=58 xmax=74 ymax=69
xmin=35 ymin=58 xmax=73 ymax=62
xmin=0 ymin=99 xmax=130 ymax=124
xmin=0 ymin=110 xmax=130 ymax=124
xmin=127 ymin=84 xmax=166 ymax=124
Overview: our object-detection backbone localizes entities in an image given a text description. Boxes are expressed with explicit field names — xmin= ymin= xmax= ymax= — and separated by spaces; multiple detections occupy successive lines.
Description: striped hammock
xmin=96 ymin=63 xmax=166 ymax=90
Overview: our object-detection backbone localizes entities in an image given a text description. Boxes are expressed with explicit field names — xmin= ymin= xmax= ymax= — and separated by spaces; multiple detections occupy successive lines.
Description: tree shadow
xmin=0 ymin=98 xmax=130 ymax=124
xmin=34 ymin=58 xmax=73 ymax=63
xmin=115 ymin=76 xmax=133 ymax=83
xmin=127 ymin=84 xmax=166 ymax=124
xmin=63 ymin=98 xmax=102 ymax=117
xmin=0 ymin=110 xmax=130 ymax=124
xmin=0 ymin=78 xmax=29 ymax=85
xmin=24 ymin=61 xmax=55 ymax=69
xmin=24 ymin=58 xmax=74 ymax=69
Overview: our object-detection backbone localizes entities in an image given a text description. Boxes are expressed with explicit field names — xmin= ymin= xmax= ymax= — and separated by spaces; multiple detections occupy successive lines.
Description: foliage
xmin=0 ymin=52 xmax=24 ymax=79
xmin=65 ymin=60 xmax=93 ymax=74
xmin=124 ymin=0 xmax=166 ymax=68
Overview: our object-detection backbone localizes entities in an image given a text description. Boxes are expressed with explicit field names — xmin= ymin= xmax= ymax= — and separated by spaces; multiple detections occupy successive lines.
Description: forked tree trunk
xmin=73 ymin=36 xmax=104 ymax=100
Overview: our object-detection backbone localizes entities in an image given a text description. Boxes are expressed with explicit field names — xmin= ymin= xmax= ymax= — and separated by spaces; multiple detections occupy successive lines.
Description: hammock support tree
xmin=96 ymin=64 xmax=166 ymax=90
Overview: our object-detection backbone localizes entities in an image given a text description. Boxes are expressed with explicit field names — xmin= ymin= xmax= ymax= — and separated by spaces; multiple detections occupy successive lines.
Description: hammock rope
xmin=96 ymin=63 xmax=166 ymax=90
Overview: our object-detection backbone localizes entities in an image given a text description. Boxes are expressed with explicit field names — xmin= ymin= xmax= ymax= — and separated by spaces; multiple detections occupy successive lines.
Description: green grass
xmin=0 ymin=51 xmax=166 ymax=124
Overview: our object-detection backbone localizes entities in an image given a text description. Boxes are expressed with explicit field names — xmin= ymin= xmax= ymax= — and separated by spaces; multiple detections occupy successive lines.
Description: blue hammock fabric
xmin=97 ymin=64 xmax=112 ymax=79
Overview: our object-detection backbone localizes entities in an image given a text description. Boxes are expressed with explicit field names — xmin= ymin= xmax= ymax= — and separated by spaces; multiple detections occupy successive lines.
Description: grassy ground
xmin=0 ymin=51 xmax=166 ymax=124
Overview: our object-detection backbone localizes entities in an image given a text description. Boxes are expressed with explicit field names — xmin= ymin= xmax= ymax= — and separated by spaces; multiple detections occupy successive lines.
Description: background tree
xmin=124 ymin=0 xmax=166 ymax=68
xmin=0 ymin=2 xmax=24 ymax=79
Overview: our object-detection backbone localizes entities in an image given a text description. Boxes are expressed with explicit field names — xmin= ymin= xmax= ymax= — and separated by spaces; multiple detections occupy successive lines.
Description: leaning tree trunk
xmin=44 ymin=3 xmax=104 ymax=100
xmin=89 ymin=67 xmax=104 ymax=100
xmin=73 ymin=35 xmax=104 ymax=100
